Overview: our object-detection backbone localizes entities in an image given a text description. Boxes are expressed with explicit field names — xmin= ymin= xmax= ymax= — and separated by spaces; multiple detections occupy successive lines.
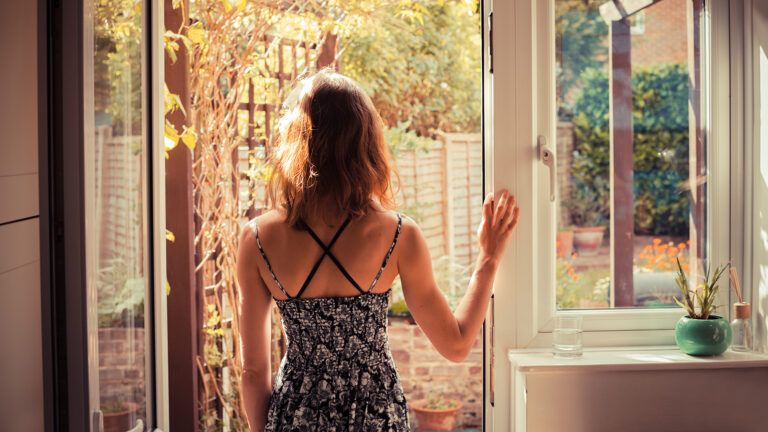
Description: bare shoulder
xmin=361 ymin=209 xmax=410 ymax=236
xmin=397 ymin=212 xmax=419 ymax=232
xmin=240 ymin=210 xmax=285 ymax=250
xmin=253 ymin=209 xmax=286 ymax=230
xmin=238 ymin=219 xmax=259 ymax=258
xmin=389 ymin=212 xmax=428 ymax=267
xmin=396 ymin=212 xmax=423 ymax=246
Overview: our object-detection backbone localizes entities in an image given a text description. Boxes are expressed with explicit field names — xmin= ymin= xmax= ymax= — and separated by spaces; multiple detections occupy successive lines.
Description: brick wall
xmin=98 ymin=328 xmax=146 ymax=405
xmin=388 ymin=320 xmax=483 ymax=429
xmin=556 ymin=122 xmax=574 ymax=228
xmin=632 ymin=0 xmax=688 ymax=68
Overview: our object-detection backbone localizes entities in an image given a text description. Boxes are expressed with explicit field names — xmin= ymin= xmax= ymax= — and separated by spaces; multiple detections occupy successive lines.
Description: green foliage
xmin=94 ymin=0 xmax=144 ymax=134
xmin=387 ymin=255 xmax=471 ymax=316
xmin=388 ymin=298 xmax=410 ymax=316
xmin=570 ymin=64 xmax=691 ymax=235
xmin=341 ymin=0 xmax=481 ymax=137
xmin=556 ymin=256 xmax=579 ymax=309
xmin=100 ymin=398 xmax=135 ymax=414
xmin=562 ymin=178 xmax=609 ymax=227
xmin=673 ymin=258 xmax=727 ymax=319
xmin=97 ymin=258 xmax=145 ymax=328
xmin=421 ymin=393 xmax=460 ymax=410
xmin=384 ymin=121 xmax=435 ymax=157
xmin=556 ymin=259 xmax=611 ymax=309
xmin=555 ymin=0 xmax=607 ymax=118
xmin=432 ymin=255 xmax=472 ymax=310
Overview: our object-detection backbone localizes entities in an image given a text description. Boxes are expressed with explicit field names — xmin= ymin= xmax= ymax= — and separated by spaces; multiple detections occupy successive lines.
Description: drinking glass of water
xmin=553 ymin=315 xmax=583 ymax=358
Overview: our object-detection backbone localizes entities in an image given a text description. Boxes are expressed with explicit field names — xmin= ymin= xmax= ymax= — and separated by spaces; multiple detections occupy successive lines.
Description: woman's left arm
xmin=236 ymin=222 xmax=273 ymax=431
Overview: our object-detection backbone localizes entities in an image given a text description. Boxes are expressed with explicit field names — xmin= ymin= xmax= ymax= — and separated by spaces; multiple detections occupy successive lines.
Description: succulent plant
xmin=673 ymin=257 xmax=728 ymax=319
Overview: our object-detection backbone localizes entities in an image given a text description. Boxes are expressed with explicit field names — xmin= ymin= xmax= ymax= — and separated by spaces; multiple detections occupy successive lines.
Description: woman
xmin=236 ymin=70 xmax=519 ymax=431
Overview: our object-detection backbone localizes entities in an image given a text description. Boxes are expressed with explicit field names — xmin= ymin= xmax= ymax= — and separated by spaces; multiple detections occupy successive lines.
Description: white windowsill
xmin=508 ymin=346 xmax=768 ymax=373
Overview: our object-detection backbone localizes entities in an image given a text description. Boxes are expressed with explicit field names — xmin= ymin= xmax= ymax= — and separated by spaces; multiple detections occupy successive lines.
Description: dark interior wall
xmin=0 ymin=0 xmax=45 ymax=431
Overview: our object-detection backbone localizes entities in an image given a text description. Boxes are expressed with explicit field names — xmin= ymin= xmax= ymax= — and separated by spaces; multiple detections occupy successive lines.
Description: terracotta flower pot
xmin=103 ymin=402 xmax=139 ymax=432
xmin=573 ymin=226 xmax=606 ymax=256
xmin=410 ymin=399 xmax=463 ymax=431
xmin=556 ymin=230 xmax=574 ymax=258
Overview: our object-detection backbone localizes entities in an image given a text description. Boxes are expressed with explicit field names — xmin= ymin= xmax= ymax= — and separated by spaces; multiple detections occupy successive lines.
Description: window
xmin=630 ymin=11 xmax=646 ymax=35
xmin=486 ymin=0 xmax=734 ymax=429
xmin=488 ymin=0 xmax=738 ymax=355
xmin=554 ymin=0 xmax=708 ymax=311
xmin=83 ymin=0 xmax=157 ymax=428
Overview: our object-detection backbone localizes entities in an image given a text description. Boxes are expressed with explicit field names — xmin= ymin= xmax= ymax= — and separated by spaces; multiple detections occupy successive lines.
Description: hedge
xmin=570 ymin=64 xmax=691 ymax=236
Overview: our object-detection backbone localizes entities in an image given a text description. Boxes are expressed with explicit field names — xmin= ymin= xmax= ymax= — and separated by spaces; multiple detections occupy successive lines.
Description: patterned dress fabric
xmin=255 ymin=213 xmax=410 ymax=431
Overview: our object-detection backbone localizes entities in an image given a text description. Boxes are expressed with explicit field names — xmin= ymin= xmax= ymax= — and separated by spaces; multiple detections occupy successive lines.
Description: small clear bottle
xmin=730 ymin=302 xmax=753 ymax=352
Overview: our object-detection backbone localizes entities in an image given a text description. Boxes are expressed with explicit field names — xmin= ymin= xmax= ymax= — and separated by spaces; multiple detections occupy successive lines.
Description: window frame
xmin=491 ymin=0 xmax=736 ymax=352
xmin=486 ymin=1 xmax=740 ymax=430
xmin=150 ymin=0 xmax=170 ymax=428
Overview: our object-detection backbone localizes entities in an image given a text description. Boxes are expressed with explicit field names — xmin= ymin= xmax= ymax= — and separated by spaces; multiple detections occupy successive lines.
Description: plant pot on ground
xmin=410 ymin=396 xmax=463 ymax=431
xmin=387 ymin=298 xmax=415 ymax=325
xmin=562 ymin=184 xmax=608 ymax=256
xmin=556 ymin=229 xmax=574 ymax=258
xmin=102 ymin=400 xmax=140 ymax=432
xmin=672 ymin=259 xmax=732 ymax=356
xmin=572 ymin=226 xmax=606 ymax=256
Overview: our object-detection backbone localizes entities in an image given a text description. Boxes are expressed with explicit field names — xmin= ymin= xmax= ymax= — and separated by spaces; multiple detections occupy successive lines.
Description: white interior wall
xmin=751 ymin=0 xmax=768 ymax=356
xmin=525 ymin=368 xmax=768 ymax=432
xmin=0 ymin=0 xmax=44 ymax=431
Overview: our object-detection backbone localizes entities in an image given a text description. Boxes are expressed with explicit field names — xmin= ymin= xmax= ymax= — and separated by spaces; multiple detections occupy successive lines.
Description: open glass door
xmin=83 ymin=0 xmax=167 ymax=430
xmin=486 ymin=0 xmax=730 ymax=430
xmin=159 ymin=1 xmax=485 ymax=430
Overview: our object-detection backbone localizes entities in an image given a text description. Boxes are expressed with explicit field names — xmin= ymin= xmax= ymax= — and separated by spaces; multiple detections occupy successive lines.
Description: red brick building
xmin=630 ymin=0 xmax=689 ymax=67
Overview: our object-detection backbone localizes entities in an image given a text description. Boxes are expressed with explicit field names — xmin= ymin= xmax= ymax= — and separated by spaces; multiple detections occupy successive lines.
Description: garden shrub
xmin=570 ymin=64 xmax=691 ymax=236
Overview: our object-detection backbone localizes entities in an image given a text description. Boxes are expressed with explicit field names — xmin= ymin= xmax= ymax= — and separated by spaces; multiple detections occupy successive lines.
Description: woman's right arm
xmin=398 ymin=190 xmax=518 ymax=362
xmin=236 ymin=222 xmax=274 ymax=431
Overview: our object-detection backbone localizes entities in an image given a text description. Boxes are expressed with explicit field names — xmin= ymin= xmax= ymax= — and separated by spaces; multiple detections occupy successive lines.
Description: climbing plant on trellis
xmin=164 ymin=1 xmax=481 ymax=429
xmin=165 ymin=1 xmax=349 ymax=429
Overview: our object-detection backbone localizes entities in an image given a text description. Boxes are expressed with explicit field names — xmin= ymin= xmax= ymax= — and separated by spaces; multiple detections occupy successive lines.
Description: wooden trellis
xmin=192 ymin=30 xmax=332 ymax=429
xmin=237 ymin=35 xmax=337 ymax=220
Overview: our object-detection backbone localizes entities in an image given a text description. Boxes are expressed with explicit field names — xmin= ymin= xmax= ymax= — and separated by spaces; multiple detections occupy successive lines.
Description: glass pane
xmin=86 ymin=0 xmax=151 ymax=428
xmin=554 ymin=0 xmax=706 ymax=309
xmin=177 ymin=1 xmax=483 ymax=429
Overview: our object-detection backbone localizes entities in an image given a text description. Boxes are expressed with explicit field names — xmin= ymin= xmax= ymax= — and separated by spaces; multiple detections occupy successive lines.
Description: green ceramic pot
xmin=674 ymin=315 xmax=732 ymax=356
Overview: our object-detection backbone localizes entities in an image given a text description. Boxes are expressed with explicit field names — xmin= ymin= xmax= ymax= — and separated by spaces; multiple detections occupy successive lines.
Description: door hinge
xmin=488 ymin=11 xmax=494 ymax=74
xmin=489 ymin=292 xmax=495 ymax=406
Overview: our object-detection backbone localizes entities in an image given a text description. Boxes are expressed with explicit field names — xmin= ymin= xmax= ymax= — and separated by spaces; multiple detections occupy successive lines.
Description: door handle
xmin=537 ymin=135 xmax=556 ymax=202
xmin=128 ymin=419 xmax=144 ymax=432
xmin=92 ymin=410 xmax=103 ymax=432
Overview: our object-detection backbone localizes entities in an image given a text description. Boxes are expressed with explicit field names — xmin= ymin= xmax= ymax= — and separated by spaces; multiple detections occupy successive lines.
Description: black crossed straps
xmin=254 ymin=213 xmax=403 ymax=300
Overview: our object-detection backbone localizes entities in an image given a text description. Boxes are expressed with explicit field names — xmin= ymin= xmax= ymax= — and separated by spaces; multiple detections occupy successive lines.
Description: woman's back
xmin=252 ymin=208 xmax=410 ymax=431
xmin=252 ymin=207 xmax=403 ymax=301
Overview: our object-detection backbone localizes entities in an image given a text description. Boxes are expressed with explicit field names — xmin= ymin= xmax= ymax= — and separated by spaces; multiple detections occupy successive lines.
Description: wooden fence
xmin=395 ymin=133 xmax=483 ymax=269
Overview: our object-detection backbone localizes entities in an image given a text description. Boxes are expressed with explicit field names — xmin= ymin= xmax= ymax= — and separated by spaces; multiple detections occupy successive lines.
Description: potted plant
xmin=102 ymin=398 xmax=140 ymax=432
xmin=672 ymin=259 xmax=732 ymax=356
xmin=556 ymin=225 xmax=574 ymax=259
xmin=564 ymin=185 xmax=607 ymax=256
xmin=410 ymin=392 xmax=463 ymax=431
xmin=387 ymin=298 xmax=415 ymax=325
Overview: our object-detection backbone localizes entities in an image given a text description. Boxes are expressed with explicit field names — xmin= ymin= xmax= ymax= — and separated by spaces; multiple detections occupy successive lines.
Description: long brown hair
xmin=267 ymin=70 xmax=396 ymax=227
